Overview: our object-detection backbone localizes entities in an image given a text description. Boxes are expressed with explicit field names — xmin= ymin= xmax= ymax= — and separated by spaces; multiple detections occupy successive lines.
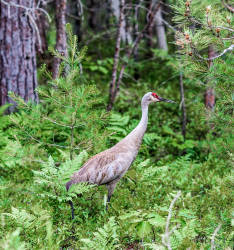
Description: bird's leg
xmin=106 ymin=181 xmax=118 ymax=211
xmin=68 ymin=200 xmax=75 ymax=220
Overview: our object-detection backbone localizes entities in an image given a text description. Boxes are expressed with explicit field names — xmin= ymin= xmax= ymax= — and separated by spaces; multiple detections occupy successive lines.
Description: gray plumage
xmin=66 ymin=92 xmax=174 ymax=215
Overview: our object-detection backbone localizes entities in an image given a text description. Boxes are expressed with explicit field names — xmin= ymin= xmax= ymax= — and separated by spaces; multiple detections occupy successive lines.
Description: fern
xmin=80 ymin=217 xmax=120 ymax=250
xmin=33 ymin=151 xmax=95 ymax=202
xmin=107 ymin=113 xmax=130 ymax=142
xmin=2 ymin=206 xmax=60 ymax=249
xmin=0 ymin=229 xmax=26 ymax=250
xmin=3 ymin=207 xmax=35 ymax=229
xmin=120 ymin=209 xmax=166 ymax=240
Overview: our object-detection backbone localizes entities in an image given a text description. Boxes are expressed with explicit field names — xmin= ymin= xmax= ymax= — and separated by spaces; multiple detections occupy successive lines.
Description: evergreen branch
xmin=26 ymin=132 xmax=70 ymax=149
xmin=175 ymin=12 xmax=234 ymax=33
xmin=43 ymin=117 xmax=84 ymax=128
xmin=195 ymin=44 xmax=234 ymax=61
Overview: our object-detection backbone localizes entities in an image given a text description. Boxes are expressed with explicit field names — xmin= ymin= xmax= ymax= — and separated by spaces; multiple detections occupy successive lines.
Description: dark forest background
xmin=0 ymin=0 xmax=233 ymax=249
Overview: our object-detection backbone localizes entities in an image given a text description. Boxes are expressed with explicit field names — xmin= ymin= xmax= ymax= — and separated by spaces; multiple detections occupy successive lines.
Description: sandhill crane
xmin=66 ymin=92 xmax=175 ymax=218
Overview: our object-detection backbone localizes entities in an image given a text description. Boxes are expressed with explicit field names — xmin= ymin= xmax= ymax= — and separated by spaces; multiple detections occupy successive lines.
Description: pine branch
xmin=195 ymin=44 xmax=234 ymax=61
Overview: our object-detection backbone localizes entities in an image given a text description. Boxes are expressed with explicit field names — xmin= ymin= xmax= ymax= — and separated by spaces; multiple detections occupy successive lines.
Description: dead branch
xmin=221 ymin=0 xmax=234 ymax=13
xmin=162 ymin=191 xmax=182 ymax=250
xmin=211 ymin=224 xmax=222 ymax=250
xmin=195 ymin=44 xmax=233 ymax=61
xmin=222 ymin=36 xmax=234 ymax=40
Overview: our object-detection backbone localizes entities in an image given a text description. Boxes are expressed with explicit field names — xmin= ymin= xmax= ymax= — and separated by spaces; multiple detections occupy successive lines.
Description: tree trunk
xmin=107 ymin=1 xmax=161 ymax=111
xmin=87 ymin=0 xmax=101 ymax=31
xmin=205 ymin=46 xmax=215 ymax=110
xmin=0 ymin=0 xmax=38 ymax=113
xmin=155 ymin=4 xmax=168 ymax=51
xmin=107 ymin=0 xmax=125 ymax=111
xmin=179 ymin=71 xmax=186 ymax=140
xmin=146 ymin=0 xmax=154 ymax=50
xmin=111 ymin=0 xmax=131 ymax=44
xmin=36 ymin=12 xmax=48 ymax=54
xmin=52 ymin=0 xmax=67 ymax=79
xmin=67 ymin=0 xmax=82 ymax=41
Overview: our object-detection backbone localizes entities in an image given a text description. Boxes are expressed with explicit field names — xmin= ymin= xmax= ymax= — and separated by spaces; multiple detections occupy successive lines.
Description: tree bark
xmin=205 ymin=46 xmax=215 ymax=110
xmin=111 ymin=0 xmax=131 ymax=44
xmin=66 ymin=0 xmax=82 ymax=41
xmin=107 ymin=0 xmax=125 ymax=111
xmin=36 ymin=11 xmax=48 ymax=54
xmin=0 ymin=0 xmax=38 ymax=113
xmin=52 ymin=0 xmax=67 ymax=79
xmin=87 ymin=0 xmax=102 ymax=31
xmin=146 ymin=0 xmax=154 ymax=50
xmin=179 ymin=71 xmax=186 ymax=140
xmin=133 ymin=0 xmax=142 ymax=59
xmin=155 ymin=4 xmax=168 ymax=51
xmin=107 ymin=1 xmax=161 ymax=111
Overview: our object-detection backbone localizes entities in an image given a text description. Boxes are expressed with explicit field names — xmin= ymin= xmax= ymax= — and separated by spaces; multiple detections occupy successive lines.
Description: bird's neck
xmin=137 ymin=102 xmax=149 ymax=135
xmin=116 ymin=101 xmax=149 ymax=151
xmin=128 ymin=102 xmax=149 ymax=140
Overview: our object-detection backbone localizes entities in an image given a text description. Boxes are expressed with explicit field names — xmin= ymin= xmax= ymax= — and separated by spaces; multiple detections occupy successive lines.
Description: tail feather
xmin=66 ymin=180 xmax=73 ymax=191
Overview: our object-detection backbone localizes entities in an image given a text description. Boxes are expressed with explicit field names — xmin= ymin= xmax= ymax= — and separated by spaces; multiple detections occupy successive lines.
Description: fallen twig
xmin=162 ymin=191 xmax=182 ymax=250
xmin=211 ymin=224 xmax=222 ymax=250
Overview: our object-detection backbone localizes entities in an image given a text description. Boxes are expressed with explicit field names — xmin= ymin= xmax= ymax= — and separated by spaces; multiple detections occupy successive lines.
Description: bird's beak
xmin=158 ymin=96 xmax=176 ymax=103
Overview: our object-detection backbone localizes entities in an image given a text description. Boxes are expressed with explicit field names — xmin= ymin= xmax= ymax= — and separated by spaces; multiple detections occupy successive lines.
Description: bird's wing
xmin=71 ymin=150 xmax=121 ymax=185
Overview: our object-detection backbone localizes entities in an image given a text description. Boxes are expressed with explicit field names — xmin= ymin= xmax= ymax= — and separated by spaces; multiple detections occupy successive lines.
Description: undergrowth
xmin=0 ymin=20 xmax=233 ymax=249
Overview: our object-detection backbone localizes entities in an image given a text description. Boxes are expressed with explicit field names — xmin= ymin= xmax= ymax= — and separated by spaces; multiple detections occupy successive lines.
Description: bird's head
xmin=142 ymin=92 xmax=175 ymax=105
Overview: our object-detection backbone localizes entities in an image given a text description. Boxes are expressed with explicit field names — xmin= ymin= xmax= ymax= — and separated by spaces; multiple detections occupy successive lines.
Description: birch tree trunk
xmin=0 ymin=0 xmax=38 ymax=112
xmin=52 ymin=0 xmax=67 ymax=79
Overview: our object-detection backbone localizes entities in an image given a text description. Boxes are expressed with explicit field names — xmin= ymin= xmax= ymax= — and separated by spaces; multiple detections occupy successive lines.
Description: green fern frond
xmin=80 ymin=217 xmax=120 ymax=250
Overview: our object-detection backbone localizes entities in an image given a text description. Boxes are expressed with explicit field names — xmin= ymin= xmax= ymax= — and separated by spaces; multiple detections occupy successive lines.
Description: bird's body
xmin=66 ymin=92 xmax=174 ymax=217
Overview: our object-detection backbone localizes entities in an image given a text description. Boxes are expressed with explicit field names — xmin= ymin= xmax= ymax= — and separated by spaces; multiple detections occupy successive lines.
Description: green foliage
xmin=33 ymin=151 xmax=95 ymax=203
xmin=9 ymin=24 xmax=109 ymax=159
xmin=0 ymin=3 xmax=233 ymax=248
xmin=80 ymin=217 xmax=120 ymax=250
xmin=0 ymin=229 xmax=26 ymax=250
